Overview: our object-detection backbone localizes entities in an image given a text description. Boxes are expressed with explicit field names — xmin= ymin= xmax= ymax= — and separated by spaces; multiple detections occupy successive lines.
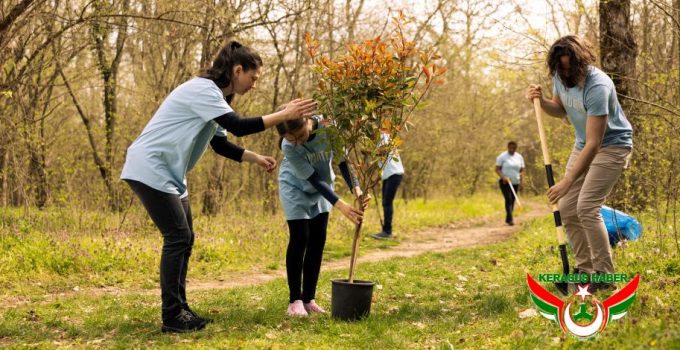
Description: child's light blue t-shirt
xmin=278 ymin=117 xmax=336 ymax=220
xmin=552 ymin=66 xmax=633 ymax=150
xmin=121 ymin=77 xmax=232 ymax=197
xmin=382 ymin=154 xmax=405 ymax=180
xmin=496 ymin=151 xmax=524 ymax=185
xmin=379 ymin=133 xmax=405 ymax=180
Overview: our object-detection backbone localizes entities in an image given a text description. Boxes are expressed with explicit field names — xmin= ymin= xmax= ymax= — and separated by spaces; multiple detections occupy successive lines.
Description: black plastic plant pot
xmin=331 ymin=279 xmax=375 ymax=321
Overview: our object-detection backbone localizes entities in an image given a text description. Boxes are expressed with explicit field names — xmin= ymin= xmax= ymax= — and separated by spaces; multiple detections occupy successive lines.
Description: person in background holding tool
xmin=495 ymin=141 xmax=524 ymax=226
xmin=526 ymin=35 xmax=633 ymax=293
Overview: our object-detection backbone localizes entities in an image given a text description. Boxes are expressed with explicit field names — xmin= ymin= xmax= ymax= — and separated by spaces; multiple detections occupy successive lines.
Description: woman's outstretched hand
xmin=283 ymin=98 xmax=318 ymax=120
xmin=242 ymin=151 xmax=277 ymax=173
xmin=255 ymin=155 xmax=277 ymax=173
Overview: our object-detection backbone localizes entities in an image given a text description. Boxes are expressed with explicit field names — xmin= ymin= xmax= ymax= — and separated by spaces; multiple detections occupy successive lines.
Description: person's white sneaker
xmin=287 ymin=300 xmax=308 ymax=316
xmin=303 ymin=300 xmax=326 ymax=314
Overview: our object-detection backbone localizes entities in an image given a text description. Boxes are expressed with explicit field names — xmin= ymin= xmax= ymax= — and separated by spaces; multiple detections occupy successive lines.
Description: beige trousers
xmin=558 ymin=146 xmax=631 ymax=274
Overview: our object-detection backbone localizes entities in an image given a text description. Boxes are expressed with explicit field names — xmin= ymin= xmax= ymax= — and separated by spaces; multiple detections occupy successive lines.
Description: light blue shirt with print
xmin=552 ymin=66 xmax=633 ymax=149
xmin=121 ymin=77 xmax=232 ymax=197
xmin=278 ymin=116 xmax=336 ymax=220
xmin=496 ymin=151 xmax=524 ymax=185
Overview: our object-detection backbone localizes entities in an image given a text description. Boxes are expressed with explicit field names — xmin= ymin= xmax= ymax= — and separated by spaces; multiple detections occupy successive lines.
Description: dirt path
xmin=186 ymin=201 xmax=547 ymax=292
xmin=4 ymin=201 xmax=548 ymax=307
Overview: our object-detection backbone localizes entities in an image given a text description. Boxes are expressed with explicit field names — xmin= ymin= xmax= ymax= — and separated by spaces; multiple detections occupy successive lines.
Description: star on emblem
xmin=575 ymin=284 xmax=592 ymax=302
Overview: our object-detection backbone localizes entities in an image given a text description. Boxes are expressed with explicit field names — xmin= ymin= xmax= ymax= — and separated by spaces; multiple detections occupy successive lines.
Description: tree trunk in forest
xmin=599 ymin=0 xmax=640 ymax=210
xmin=599 ymin=0 xmax=637 ymax=113
xmin=89 ymin=0 xmax=130 ymax=210
xmin=675 ymin=0 xmax=680 ymax=104
xmin=202 ymin=159 xmax=225 ymax=216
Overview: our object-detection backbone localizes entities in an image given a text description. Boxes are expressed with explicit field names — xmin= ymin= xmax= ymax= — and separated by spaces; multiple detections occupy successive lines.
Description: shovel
xmin=533 ymin=98 xmax=570 ymax=296
xmin=505 ymin=177 xmax=522 ymax=207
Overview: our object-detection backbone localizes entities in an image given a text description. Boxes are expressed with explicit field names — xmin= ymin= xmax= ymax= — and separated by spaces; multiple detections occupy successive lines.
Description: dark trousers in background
xmin=286 ymin=212 xmax=329 ymax=303
xmin=499 ymin=180 xmax=519 ymax=224
xmin=382 ymin=174 xmax=403 ymax=234
xmin=126 ymin=180 xmax=194 ymax=322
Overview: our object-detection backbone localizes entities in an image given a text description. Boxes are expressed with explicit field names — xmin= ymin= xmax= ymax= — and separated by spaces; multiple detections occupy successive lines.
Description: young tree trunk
xmin=89 ymin=0 xmax=130 ymax=210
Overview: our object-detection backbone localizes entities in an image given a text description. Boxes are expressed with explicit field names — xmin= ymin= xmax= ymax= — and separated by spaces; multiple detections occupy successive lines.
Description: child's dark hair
xmin=275 ymin=104 xmax=308 ymax=148
xmin=276 ymin=117 xmax=308 ymax=149
xmin=199 ymin=40 xmax=263 ymax=103
xmin=508 ymin=141 xmax=518 ymax=147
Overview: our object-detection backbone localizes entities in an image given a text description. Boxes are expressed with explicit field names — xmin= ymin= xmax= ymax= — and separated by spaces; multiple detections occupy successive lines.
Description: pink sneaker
xmin=303 ymin=300 xmax=326 ymax=314
xmin=287 ymin=300 xmax=308 ymax=317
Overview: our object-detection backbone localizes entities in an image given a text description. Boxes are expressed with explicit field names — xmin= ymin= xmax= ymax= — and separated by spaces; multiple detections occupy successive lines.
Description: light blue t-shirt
xmin=552 ymin=66 xmax=633 ymax=149
xmin=496 ymin=151 xmax=524 ymax=185
xmin=382 ymin=154 xmax=405 ymax=180
xmin=378 ymin=133 xmax=404 ymax=180
xmin=121 ymin=77 xmax=233 ymax=197
xmin=278 ymin=117 xmax=336 ymax=220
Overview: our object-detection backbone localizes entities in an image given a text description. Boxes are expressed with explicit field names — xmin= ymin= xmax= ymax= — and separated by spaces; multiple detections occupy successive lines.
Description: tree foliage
xmin=305 ymin=13 xmax=446 ymax=193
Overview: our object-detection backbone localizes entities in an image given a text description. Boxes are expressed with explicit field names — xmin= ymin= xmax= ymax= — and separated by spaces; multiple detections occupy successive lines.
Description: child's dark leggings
xmin=382 ymin=174 xmax=403 ymax=234
xmin=286 ymin=212 xmax=329 ymax=303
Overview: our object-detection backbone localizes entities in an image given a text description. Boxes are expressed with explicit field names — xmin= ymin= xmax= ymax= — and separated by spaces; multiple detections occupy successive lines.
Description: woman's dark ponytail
xmin=199 ymin=40 xmax=263 ymax=103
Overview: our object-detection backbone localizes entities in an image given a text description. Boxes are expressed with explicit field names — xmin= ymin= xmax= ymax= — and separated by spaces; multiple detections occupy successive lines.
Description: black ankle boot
xmin=161 ymin=309 xmax=206 ymax=333
xmin=184 ymin=304 xmax=212 ymax=324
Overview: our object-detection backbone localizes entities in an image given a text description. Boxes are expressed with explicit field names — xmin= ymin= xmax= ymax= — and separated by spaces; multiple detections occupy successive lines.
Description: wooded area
xmin=3 ymin=0 xmax=680 ymax=347
xmin=0 ymin=0 xmax=678 ymax=230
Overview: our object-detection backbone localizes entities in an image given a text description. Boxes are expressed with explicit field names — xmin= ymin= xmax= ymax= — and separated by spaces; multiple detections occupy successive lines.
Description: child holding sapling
xmin=276 ymin=114 xmax=369 ymax=316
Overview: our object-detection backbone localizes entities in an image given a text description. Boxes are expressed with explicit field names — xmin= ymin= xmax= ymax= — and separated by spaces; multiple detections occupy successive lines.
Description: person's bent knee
xmin=576 ymin=201 xmax=601 ymax=221
xmin=161 ymin=227 xmax=193 ymax=250
xmin=558 ymin=199 xmax=578 ymax=219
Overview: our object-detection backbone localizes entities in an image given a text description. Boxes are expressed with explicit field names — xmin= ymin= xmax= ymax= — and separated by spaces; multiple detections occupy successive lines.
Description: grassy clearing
xmin=1 ymin=204 xmax=678 ymax=348
xmin=0 ymin=193 xmax=503 ymax=300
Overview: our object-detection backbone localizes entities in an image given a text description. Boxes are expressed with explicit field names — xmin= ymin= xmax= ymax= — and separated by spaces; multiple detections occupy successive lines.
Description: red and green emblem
xmin=527 ymin=273 xmax=640 ymax=339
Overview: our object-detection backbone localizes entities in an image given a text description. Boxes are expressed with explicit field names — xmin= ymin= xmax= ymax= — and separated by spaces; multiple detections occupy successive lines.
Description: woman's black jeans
xmin=126 ymin=180 xmax=195 ymax=322
xmin=498 ymin=180 xmax=519 ymax=224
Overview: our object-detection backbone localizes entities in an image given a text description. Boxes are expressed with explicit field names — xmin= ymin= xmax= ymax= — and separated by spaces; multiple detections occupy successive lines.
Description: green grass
xmin=1 ymin=200 xmax=679 ymax=348
xmin=0 ymin=193 xmax=503 ymax=300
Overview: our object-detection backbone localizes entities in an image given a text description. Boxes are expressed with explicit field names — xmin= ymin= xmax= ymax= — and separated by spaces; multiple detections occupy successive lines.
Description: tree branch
xmin=0 ymin=0 xmax=38 ymax=37
xmin=57 ymin=67 xmax=109 ymax=182
xmin=618 ymin=93 xmax=680 ymax=117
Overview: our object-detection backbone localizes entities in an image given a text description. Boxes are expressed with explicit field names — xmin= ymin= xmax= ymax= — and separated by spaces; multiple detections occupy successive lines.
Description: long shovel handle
xmin=533 ymin=98 xmax=570 ymax=293
xmin=507 ymin=180 xmax=522 ymax=207
xmin=533 ymin=98 xmax=567 ymax=246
